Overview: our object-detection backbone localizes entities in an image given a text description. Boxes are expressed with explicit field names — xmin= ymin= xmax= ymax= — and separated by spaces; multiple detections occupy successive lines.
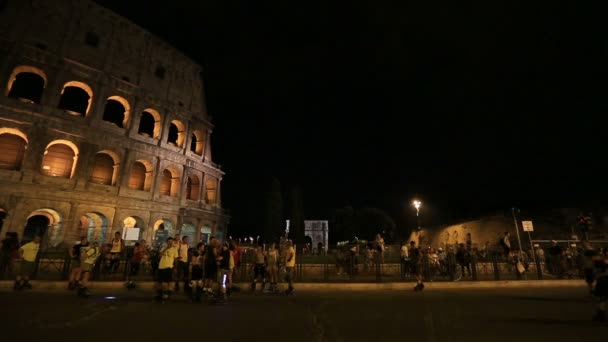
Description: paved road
xmin=1 ymin=286 xmax=605 ymax=341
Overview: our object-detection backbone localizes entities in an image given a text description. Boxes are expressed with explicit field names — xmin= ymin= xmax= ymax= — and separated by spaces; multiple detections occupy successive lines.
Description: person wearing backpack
xmin=78 ymin=241 xmax=101 ymax=297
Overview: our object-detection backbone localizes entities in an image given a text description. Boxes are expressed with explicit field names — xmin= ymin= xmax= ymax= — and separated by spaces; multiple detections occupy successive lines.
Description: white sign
xmin=522 ymin=221 xmax=534 ymax=232
xmin=122 ymin=227 xmax=140 ymax=241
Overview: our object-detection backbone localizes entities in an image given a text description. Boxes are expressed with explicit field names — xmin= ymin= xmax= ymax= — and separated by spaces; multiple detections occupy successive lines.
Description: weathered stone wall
xmin=0 ymin=0 xmax=229 ymax=248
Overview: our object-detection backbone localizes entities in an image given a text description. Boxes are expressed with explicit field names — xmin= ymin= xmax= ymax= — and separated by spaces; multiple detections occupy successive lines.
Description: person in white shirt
xmin=400 ymin=241 xmax=409 ymax=279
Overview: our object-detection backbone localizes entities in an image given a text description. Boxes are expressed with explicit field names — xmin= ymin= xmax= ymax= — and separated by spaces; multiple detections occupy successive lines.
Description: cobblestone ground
xmin=1 ymin=286 xmax=606 ymax=341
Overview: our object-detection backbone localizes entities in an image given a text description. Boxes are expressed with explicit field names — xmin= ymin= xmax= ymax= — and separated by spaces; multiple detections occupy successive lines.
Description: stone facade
xmin=0 ymin=0 xmax=229 ymax=249
xmin=304 ymin=220 xmax=328 ymax=253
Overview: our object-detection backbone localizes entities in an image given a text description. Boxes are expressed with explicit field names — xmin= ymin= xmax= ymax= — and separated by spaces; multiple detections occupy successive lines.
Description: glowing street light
xmin=412 ymin=200 xmax=422 ymax=230
xmin=413 ymin=200 xmax=421 ymax=216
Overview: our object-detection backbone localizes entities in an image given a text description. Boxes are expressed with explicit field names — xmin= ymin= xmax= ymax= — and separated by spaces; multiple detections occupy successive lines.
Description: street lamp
xmin=412 ymin=200 xmax=422 ymax=230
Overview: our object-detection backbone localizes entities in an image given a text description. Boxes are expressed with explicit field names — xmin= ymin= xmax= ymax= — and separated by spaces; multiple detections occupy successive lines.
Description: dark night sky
xmin=95 ymin=0 xmax=607 ymax=235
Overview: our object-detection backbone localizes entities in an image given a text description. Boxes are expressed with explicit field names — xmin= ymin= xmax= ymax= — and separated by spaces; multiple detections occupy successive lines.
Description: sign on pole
xmin=522 ymin=221 xmax=534 ymax=232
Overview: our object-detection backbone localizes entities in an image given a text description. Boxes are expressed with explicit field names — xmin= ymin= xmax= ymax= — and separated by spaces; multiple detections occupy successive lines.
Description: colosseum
xmin=0 ymin=0 xmax=229 ymax=250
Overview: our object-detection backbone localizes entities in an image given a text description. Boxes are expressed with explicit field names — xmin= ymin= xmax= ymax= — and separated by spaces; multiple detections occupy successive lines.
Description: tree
xmin=354 ymin=207 xmax=397 ymax=243
xmin=330 ymin=205 xmax=355 ymax=244
xmin=287 ymin=186 xmax=305 ymax=246
xmin=263 ymin=178 xmax=284 ymax=243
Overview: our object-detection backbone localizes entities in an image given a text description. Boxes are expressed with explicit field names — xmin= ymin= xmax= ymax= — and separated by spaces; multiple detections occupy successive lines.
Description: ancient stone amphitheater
xmin=0 ymin=0 xmax=229 ymax=249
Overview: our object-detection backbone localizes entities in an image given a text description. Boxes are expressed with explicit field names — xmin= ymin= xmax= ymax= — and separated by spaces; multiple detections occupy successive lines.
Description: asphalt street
xmin=1 ymin=285 xmax=605 ymax=342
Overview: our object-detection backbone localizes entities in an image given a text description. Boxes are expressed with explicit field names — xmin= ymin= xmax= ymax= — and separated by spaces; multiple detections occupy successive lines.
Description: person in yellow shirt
xmin=155 ymin=237 xmax=178 ymax=302
xmin=15 ymin=235 xmax=41 ymax=291
xmin=283 ymin=240 xmax=296 ymax=295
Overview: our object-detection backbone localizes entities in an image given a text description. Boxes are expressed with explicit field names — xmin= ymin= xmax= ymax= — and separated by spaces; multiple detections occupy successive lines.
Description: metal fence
xmin=1 ymin=244 xmax=605 ymax=283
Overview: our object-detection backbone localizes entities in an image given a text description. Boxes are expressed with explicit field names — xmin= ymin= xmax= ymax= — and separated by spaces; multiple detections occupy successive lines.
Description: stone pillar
xmin=216 ymin=179 xmax=222 ymax=208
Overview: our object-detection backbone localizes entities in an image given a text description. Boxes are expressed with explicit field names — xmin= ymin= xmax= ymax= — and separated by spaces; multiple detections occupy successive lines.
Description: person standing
xmin=78 ymin=241 xmax=101 ymax=297
xmin=251 ymin=245 xmax=266 ymax=292
xmin=107 ymin=232 xmax=124 ymax=274
xmin=501 ymin=232 xmax=511 ymax=258
xmin=155 ymin=237 xmax=178 ymax=302
xmin=15 ymin=235 xmax=41 ymax=290
xmin=410 ymin=241 xmax=424 ymax=291
xmin=582 ymin=241 xmax=598 ymax=295
xmin=456 ymin=243 xmax=471 ymax=278
xmin=126 ymin=242 xmax=143 ymax=289
xmin=266 ymin=243 xmax=279 ymax=293
xmin=283 ymin=240 xmax=296 ymax=295
xmin=175 ymin=236 xmax=190 ymax=294
xmin=190 ymin=242 xmax=205 ymax=302
xmin=0 ymin=232 xmax=19 ymax=279
xmin=400 ymin=241 xmax=409 ymax=279
xmin=203 ymin=237 xmax=219 ymax=296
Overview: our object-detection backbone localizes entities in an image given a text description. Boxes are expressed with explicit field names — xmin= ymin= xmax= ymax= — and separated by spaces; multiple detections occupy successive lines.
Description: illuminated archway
xmin=6 ymin=65 xmax=47 ymax=103
xmin=0 ymin=128 xmax=28 ymax=170
xmin=41 ymin=140 xmax=79 ymax=178
xmin=58 ymin=81 xmax=94 ymax=116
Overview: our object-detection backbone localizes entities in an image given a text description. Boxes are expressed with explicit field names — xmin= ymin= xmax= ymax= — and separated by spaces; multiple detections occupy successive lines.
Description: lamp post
xmin=413 ymin=200 xmax=421 ymax=230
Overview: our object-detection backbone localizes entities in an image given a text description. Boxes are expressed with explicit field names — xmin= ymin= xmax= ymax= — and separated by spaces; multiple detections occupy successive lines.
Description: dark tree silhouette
xmin=263 ymin=178 xmax=284 ymax=243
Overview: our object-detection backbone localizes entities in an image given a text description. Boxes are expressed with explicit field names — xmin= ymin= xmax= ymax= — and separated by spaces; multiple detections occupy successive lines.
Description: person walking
xmin=68 ymin=236 xmax=88 ymax=290
xmin=78 ymin=241 xmax=101 ymax=297
xmin=190 ymin=242 xmax=205 ymax=302
xmin=14 ymin=235 xmax=41 ymax=290
xmin=126 ymin=241 xmax=143 ymax=289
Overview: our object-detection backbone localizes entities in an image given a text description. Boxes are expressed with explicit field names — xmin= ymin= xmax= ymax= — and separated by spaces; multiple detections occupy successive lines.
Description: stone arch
xmin=167 ymin=119 xmax=185 ymax=147
xmin=90 ymin=150 xmax=120 ymax=186
xmin=190 ymin=129 xmax=205 ymax=156
xmin=0 ymin=128 xmax=28 ymax=171
xmin=153 ymin=218 xmax=174 ymax=248
xmin=24 ymin=208 xmax=63 ymax=247
xmin=41 ymin=139 xmax=79 ymax=179
xmin=186 ymin=174 xmax=200 ymax=201
xmin=138 ymin=108 xmax=161 ymax=139
xmin=180 ymin=223 xmax=196 ymax=247
xmin=57 ymin=81 xmax=93 ymax=116
xmin=6 ymin=65 xmax=47 ymax=104
xmin=205 ymin=178 xmax=217 ymax=204
xmin=79 ymin=212 xmax=109 ymax=244
xmin=128 ymin=159 xmax=153 ymax=191
xmin=160 ymin=166 xmax=180 ymax=197
xmin=102 ymin=96 xmax=130 ymax=128
xmin=122 ymin=215 xmax=145 ymax=245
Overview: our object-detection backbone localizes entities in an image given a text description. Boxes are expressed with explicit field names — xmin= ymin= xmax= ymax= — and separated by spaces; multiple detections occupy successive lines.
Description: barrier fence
xmin=1 ymin=243 xmax=604 ymax=283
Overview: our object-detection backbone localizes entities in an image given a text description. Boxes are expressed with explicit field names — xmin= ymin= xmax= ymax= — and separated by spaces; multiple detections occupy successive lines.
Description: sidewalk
xmin=0 ymin=279 xmax=585 ymax=291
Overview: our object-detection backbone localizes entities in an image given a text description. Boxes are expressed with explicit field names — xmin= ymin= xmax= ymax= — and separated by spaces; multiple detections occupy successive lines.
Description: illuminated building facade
xmin=0 ymin=0 xmax=228 ymax=248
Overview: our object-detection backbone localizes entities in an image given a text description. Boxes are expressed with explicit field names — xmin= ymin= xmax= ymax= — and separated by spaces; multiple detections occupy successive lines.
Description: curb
xmin=0 ymin=280 xmax=585 ymax=291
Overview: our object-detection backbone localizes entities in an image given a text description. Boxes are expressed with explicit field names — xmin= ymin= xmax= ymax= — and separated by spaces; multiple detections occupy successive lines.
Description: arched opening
xmin=102 ymin=96 xmax=130 ymax=128
xmin=79 ymin=212 xmax=108 ymax=243
xmin=25 ymin=208 xmax=62 ymax=247
xmin=200 ymin=225 xmax=212 ymax=245
xmin=181 ymin=223 xmax=196 ymax=247
xmin=0 ymin=132 xmax=27 ymax=170
xmin=123 ymin=216 xmax=144 ymax=246
xmin=57 ymin=81 xmax=93 ymax=117
xmin=41 ymin=140 xmax=79 ymax=178
xmin=205 ymin=178 xmax=217 ymax=205
xmin=23 ymin=215 xmax=49 ymax=245
xmin=160 ymin=168 xmax=180 ymax=197
xmin=128 ymin=160 xmax=153 ymax=191
xmin=0 ymin=208 xmax=6 ymax=234
xmin=6 ymin=66 xmax=47 ymax=104
xmin=167 ymin=120 xmax=185 ymax=147
xmin=153 ymin=219 xmax=174 ymax=249
xmin=90 ymin=151 xmax=119 ymax=185
xmin=7 ymin=74 xmax=45 ymax=104
xmin=138 ymin=109 xmax=161 ymax=139
xmin=186 ymin=175 xmax=200 ymax=201
xmin=190 ymin=130 xmax=204 ymax=156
